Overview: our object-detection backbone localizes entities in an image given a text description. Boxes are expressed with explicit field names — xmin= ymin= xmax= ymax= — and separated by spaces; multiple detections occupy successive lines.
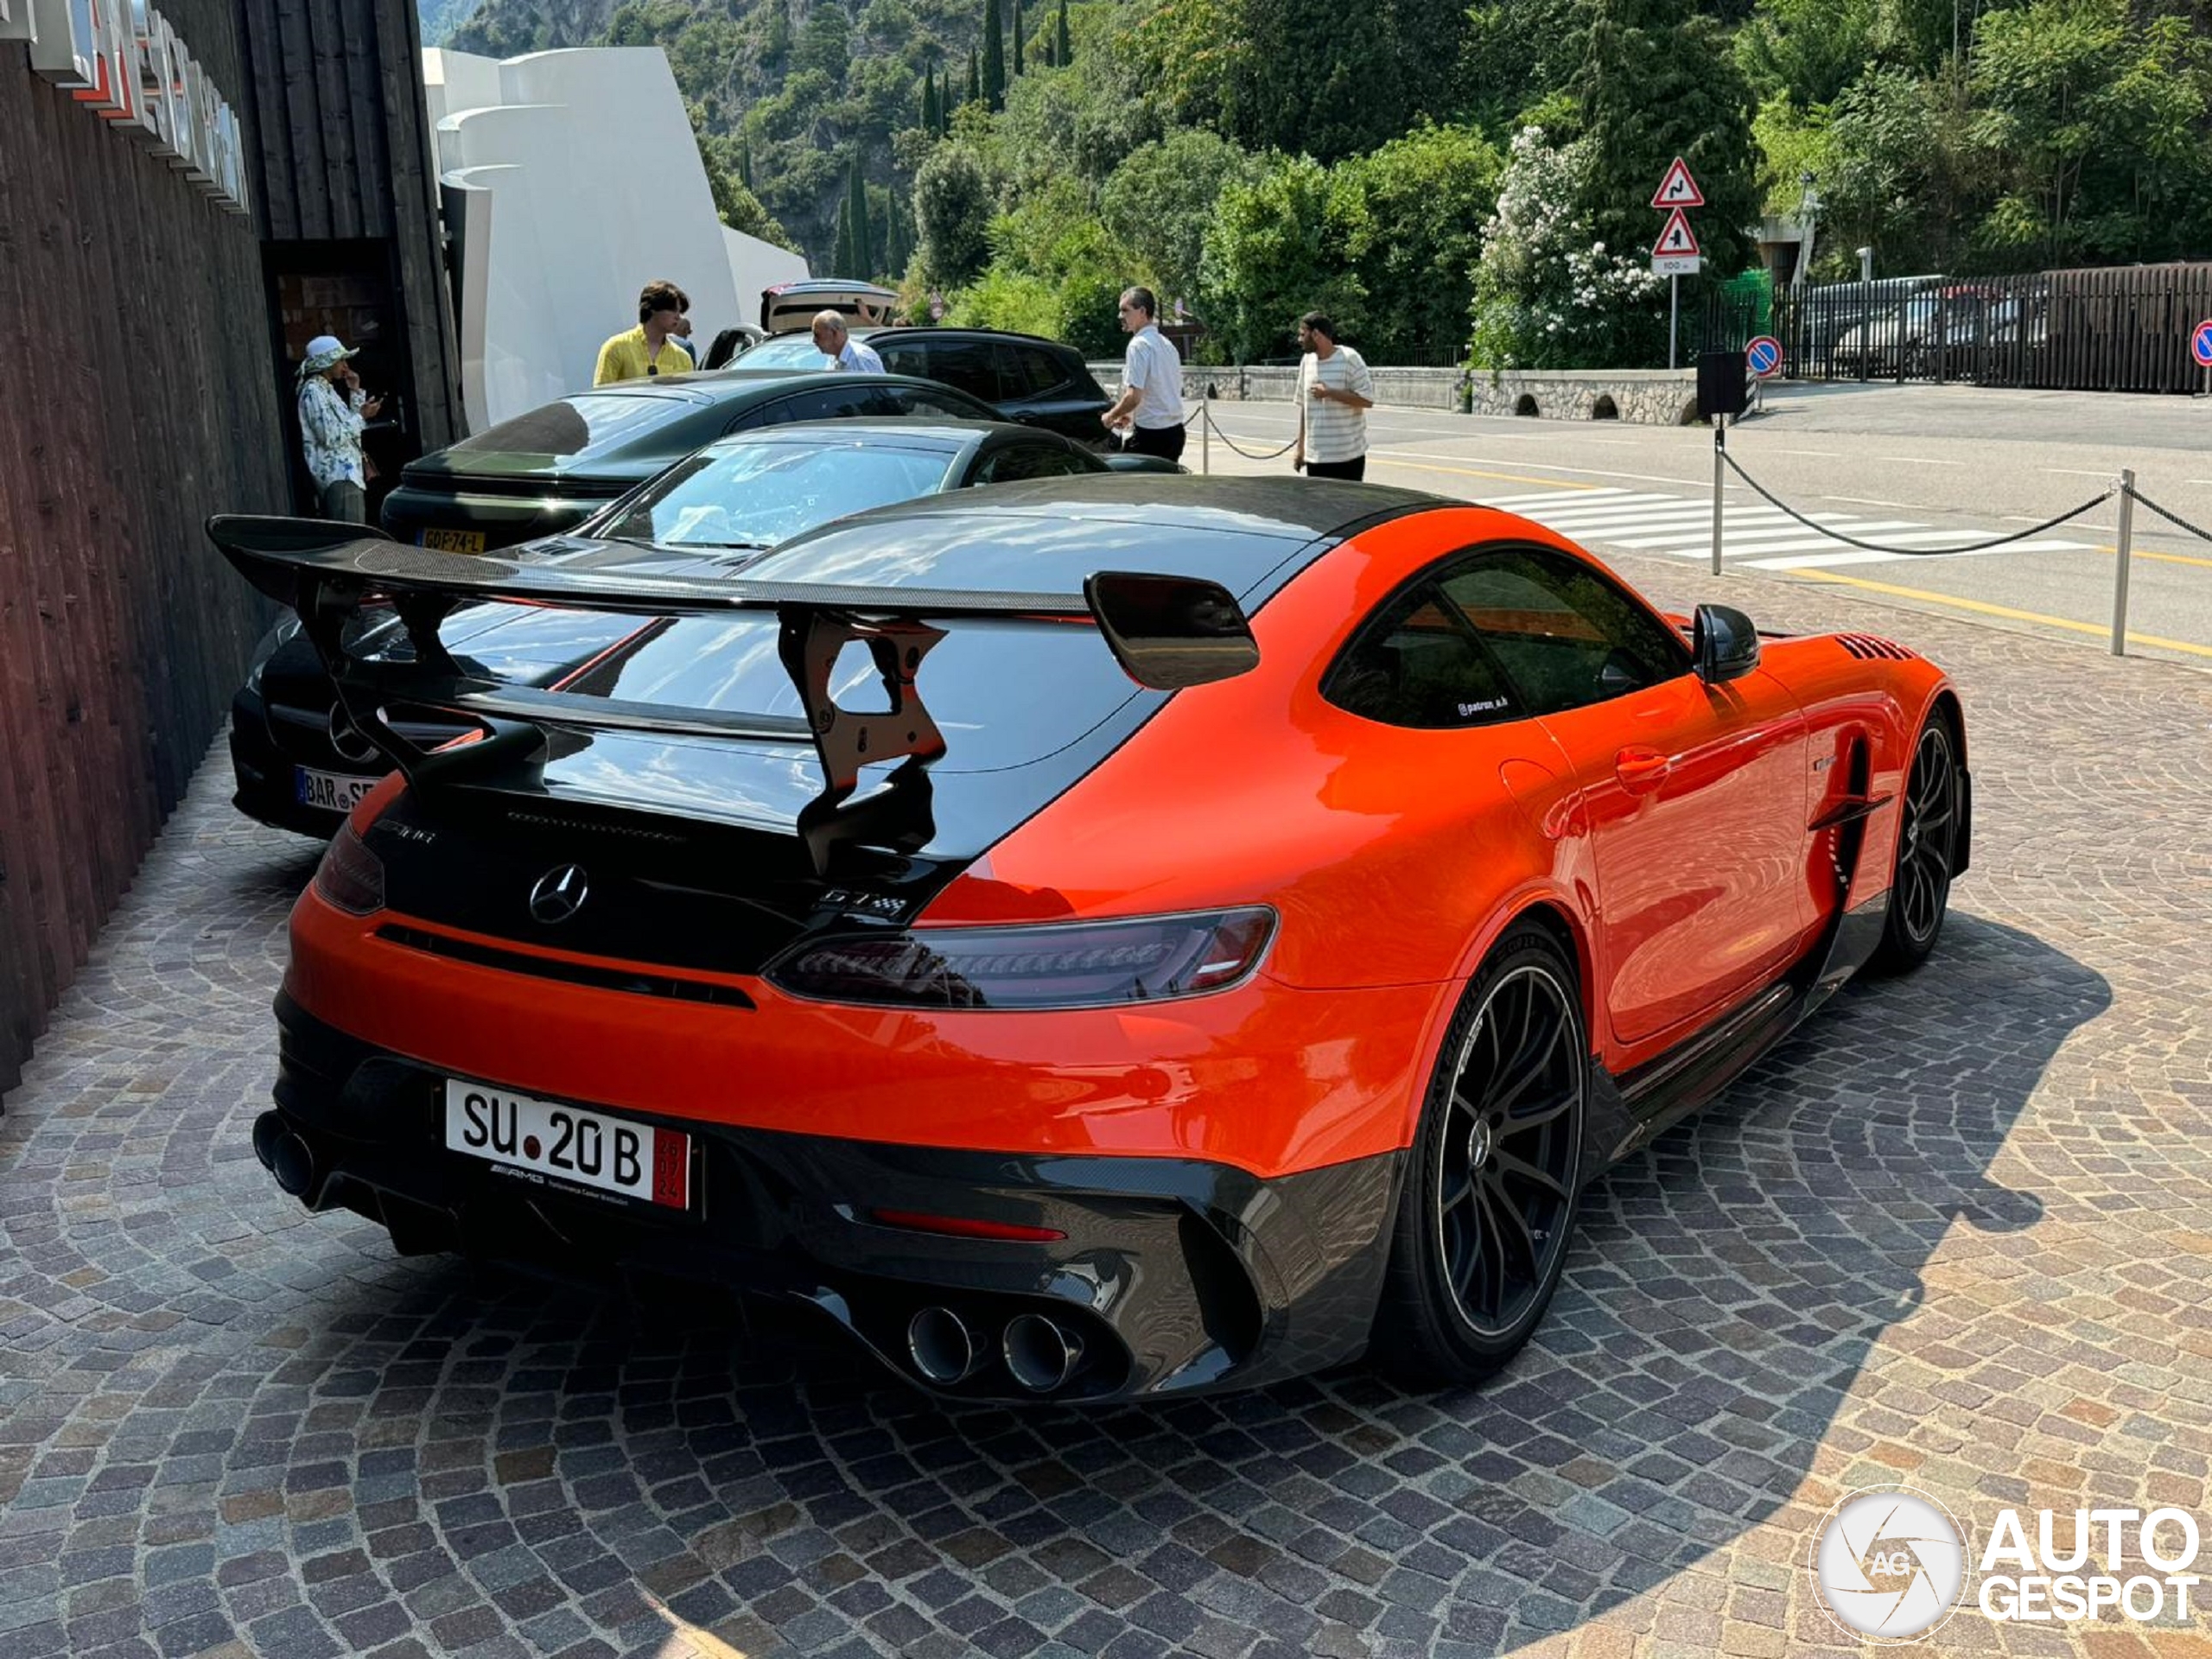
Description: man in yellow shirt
xmin=593 ymin=280 xmax=695 ymax=385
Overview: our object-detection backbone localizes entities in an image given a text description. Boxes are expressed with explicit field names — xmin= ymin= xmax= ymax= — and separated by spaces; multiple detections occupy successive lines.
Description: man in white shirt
xmin=1293 ymin=312 xmax=1375 ymax=481
xmin=812 ymin=310 xmax=886 ymax=373
xmin=1103 ymin=287 xmax=1185 ymax=462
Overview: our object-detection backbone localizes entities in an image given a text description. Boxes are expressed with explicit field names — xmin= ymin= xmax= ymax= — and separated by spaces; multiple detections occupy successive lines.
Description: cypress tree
xmin=1012 ymin=0 xmax=1022 ymax=77
xmin=738 ymin=136 xmax=753 ymax=191
xmin=1055 ymin=0 xmax=1070 ymax=66
xmin=848 ymin=154 xmax=874 ymax=276
xmin=982 ymin=0 xmax=1005 ymax=111
xmin=833 ymin=197 xmax=854 ymax=280
xmin=921 ymin=71 xmax=938 ymax=136
xmin=966 ymin=47 xmax=980 ymax=108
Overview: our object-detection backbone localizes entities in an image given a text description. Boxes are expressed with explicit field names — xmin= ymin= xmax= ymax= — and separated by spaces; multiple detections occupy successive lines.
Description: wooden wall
xmin=0 ymin=5 xmax=292 ymax=1094
xmin=236 ymin=0 xmax=461 ymax=453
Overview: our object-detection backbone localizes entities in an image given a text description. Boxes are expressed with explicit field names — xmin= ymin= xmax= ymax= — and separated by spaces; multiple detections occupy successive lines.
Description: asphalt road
xmin=1193 ymin=383 xmax=2212 ymax=669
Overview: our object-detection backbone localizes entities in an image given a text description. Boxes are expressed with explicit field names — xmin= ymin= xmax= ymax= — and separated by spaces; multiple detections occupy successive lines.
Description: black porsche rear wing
xmin=207 ymin=515 xmax=1261 ymax=866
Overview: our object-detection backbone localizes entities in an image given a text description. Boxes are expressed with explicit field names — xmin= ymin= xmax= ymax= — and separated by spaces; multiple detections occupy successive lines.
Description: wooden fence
xmin=0 ymin=11 xmax=289 ymax=1096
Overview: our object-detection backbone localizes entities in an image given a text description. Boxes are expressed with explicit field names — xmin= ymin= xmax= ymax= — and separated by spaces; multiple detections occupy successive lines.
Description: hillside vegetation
xmin=435 ymin=0 xmax=2212 ymax=365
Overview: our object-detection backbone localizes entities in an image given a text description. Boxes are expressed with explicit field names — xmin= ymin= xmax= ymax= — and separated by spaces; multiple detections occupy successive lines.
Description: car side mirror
xmin=1692 ymin=603 xmax=1759 ymax=683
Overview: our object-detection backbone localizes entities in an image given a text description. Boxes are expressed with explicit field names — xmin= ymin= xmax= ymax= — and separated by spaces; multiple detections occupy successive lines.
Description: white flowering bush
xmin=1470 ymin=127 xmax=1666 ymax=369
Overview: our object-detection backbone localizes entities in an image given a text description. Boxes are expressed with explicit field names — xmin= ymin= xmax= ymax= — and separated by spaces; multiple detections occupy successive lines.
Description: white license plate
xmin=443 ymin=1081 xmax=691 ymax=1209
xmin=295 ymin=766 xmax=378 ymax=814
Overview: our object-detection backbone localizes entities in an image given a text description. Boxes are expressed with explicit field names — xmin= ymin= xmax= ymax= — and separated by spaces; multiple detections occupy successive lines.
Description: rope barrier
xmin=2127 ymin=488 xmax=2212 ymax=546
xmin=1719 ymin=445 xmax=2114 ymax=556
xmin=1196 ymin=403 xmax=1300 ymax=461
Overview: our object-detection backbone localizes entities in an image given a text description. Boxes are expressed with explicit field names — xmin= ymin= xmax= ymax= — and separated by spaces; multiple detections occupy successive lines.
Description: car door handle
xmin=1615 ymin=746 xmax=1672 ymax=791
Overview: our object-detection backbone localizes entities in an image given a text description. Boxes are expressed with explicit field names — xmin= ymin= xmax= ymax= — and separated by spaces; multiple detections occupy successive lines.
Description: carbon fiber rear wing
xmin=207 ymin=515 xmax=1260 ymax=866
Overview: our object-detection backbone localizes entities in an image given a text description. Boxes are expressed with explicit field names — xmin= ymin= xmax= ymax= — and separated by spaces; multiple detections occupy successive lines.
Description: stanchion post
xmin=2111 ymin=467 xmax=2136 ymax=657
xmin=1711 ymin=414 xmax=1726 ymax=575
xmin=1201 ymin=397 xmax=1211 ymax=476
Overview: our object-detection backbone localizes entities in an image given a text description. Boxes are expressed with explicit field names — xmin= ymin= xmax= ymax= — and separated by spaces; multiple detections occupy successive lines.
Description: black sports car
xmin=377 ymin=372 xmax=1000 ymax=554
xmin=734 ymin=327 xmax=1114 ymax=444
xmin=231 ymin=421 xmax=1182 ymax=836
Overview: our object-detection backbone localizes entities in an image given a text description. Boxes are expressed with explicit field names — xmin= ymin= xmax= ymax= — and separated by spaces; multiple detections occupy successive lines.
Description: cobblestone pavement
xmin=3 ymin=575 xmax=2211 ymax=1659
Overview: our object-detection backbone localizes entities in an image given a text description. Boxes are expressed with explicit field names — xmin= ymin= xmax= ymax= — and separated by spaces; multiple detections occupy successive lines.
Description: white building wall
xmin=423 ymin=46 xmax=808 ymax=429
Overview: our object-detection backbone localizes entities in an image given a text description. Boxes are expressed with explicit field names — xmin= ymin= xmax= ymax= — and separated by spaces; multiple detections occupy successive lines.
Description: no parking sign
xmin=1746 ymin=335 xmax=1784 ymax=379
xmin=2193 ymin=318 xmax=2212 ymax=369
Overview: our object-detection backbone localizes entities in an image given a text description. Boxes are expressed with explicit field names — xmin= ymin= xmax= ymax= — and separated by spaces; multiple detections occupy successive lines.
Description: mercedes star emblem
xmin=527 ymin=864 xmax=590 ymax=925
xmin=327 ymin=706 xmax=378 ymax=763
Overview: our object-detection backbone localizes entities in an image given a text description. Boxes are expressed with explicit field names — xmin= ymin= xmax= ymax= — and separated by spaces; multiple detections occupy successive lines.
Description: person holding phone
xmin=296 ymin=334 xmax=382 ymax=524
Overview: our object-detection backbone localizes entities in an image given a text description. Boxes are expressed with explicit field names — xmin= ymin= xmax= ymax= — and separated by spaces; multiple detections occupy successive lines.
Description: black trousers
xmin=1127 ymin=423 xmax=1187 ymax=463
xmin=1305 ymin=456 xmax=1366 ymax=481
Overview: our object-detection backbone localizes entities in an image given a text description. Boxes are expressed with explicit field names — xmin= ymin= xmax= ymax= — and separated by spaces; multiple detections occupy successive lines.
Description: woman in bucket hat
xmin=296 ymin=334 xmax=382 ymax=523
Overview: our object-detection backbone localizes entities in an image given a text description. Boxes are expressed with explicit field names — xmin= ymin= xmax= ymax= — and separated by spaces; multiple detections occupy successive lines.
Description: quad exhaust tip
xmin=906 ymin=1306 xmax=980 ymax=1386
xmin=1002 ymin=1313 xmax=1084 ymax=1394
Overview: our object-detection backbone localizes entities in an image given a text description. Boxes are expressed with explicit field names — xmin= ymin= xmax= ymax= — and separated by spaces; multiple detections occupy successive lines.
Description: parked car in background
xmin=377 ymin=372 xmax=1001 ymax=554
xmin=760 ymin=277 xmax=902 ymax=335
xmin=229 ymin=421 xmax=1182 ymax=836
xmin=734 ymin=327 xmax=1114 ymax=446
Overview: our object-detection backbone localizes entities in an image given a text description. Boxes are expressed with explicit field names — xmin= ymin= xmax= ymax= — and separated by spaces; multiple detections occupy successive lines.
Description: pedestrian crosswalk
xmin=1474 ymin=487 xmax=2097 ymax=570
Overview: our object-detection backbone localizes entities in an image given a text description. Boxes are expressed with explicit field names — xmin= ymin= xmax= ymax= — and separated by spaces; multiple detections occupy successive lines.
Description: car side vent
xmin=1834 ymin=633 xmax=1917 ymax=661
xmin=506 ymin=810 xmax=688 ymax=845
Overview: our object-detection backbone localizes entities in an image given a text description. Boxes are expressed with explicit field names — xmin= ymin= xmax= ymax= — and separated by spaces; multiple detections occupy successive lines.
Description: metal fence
xmin=1701 ymin=263 xmax=2212 ymax=394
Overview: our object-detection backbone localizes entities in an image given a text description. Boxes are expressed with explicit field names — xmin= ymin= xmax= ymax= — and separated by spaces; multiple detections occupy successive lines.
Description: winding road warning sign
xmin=1651 ymin=158 xmax=1705 ymax=210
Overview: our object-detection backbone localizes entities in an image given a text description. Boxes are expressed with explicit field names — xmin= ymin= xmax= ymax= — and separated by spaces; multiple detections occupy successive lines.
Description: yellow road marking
xmin=1785 ymin=569 xmax=2212 ymax=659
xmin=1370 ymin=458 xmax=1604 ymax=493
xmin=2094 ymin=543 xmax=2212 ymax=571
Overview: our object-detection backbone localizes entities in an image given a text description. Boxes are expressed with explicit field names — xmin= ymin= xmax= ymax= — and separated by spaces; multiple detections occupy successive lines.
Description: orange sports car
xmin=212 ymin=476 xmax=1968 ymax=1402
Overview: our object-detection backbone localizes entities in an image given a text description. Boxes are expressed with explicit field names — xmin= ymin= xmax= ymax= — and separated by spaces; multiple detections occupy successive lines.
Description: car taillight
xmin=312 ymin=823 xmax=385 ymax=915
xmin=766 ymin=907 xmax=1276 ymax=1010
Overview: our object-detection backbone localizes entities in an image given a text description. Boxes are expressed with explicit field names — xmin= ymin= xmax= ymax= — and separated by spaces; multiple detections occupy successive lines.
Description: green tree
xmin=921 ymin=68 xmax=939 ymax=134
xmin=1056 ymin=0 xmax=1071 ymax=66
xmin=916 ymin=143 xmax=994 ymax=287
xmin=1459 ymin=0 xmax=1586 ymax=132
xmin=846 ymin=150 xmax=876 ymax=274
xmin=1733 ymin=0 xmax=1882 ymax=108
xmin=1200 ymin=154 xmax=1373 ymax=361
xmin=1817 ymin=67 xmax=1980 ymax=274
xmin=1099 ymin=130 xmax=1261 ymax=317
xmin=967 ymin=46 xmax=981 ymax=107
xmin=1228 ymin=0 xmax=1408 ymax=162
xmin=1342 ymin=124 xmax=1504 ymax=361
xmin=982 ymin=0 xmax=1007 ymax=111
xmin=1970 ymin=0 xmax=2210 ymax=265
xmin=1577 ymin=0 xmax=1761 ymax=276
xmin=695 ymin=120 xmax=798 ymax=251
xmin=1013 ymin=0 xmax=1024 ymax=77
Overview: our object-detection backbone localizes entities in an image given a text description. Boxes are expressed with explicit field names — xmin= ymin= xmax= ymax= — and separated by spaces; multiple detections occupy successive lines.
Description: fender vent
xmin=1834 ymin=633 xmax=1917 ymax=661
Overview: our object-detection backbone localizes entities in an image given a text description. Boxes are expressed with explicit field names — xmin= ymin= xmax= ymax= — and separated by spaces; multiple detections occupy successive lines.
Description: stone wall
xmin=1090 ymin=362 xmax=1703 ymax=423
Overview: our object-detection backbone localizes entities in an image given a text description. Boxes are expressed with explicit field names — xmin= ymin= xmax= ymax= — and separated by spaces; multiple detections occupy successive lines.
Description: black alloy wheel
xmin=1371 ymin=928 xmax=1586 ymax=1385
xmin=1872 ymin=716 xmax=1960 ymax=971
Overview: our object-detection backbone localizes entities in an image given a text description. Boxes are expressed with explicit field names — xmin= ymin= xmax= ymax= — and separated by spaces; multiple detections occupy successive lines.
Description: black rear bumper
xmin=264 ymin=994 xmax=1404 ymax=1401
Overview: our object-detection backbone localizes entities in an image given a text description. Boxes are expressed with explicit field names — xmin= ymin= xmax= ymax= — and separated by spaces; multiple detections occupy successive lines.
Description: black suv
xmin=733 ymin=327 xmax=1111 ymax=445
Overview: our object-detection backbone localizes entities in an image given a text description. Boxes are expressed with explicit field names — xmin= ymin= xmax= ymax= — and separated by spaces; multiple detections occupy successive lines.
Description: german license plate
xmin=417 ymin=527 xmax=486 ymax=553
xmin=295 ymin=766 xmax=378 ymax=814
xmin=443 ymin=1081 xmax=691 ymax=1209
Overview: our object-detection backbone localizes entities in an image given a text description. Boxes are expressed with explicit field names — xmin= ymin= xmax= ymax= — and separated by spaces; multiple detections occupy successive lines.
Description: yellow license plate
xmin=417 ymin=527 xmax=486 ymax=554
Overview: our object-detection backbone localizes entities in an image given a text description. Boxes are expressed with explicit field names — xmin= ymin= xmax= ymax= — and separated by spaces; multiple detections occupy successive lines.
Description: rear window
xmin=735 ymin=334 xmax=841 ymax=371
xmin=443 ymin=394 xmax=695 ymax=460
xmin=592 ymin=441 xmax=954 ymax=550
xmin=576 ymin=613 xmax=1144 ymax=774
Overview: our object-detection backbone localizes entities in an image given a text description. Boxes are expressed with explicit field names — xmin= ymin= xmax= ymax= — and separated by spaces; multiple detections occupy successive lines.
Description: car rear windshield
xmin=590 ymin=441 xmax=954 ymax=550
xmin=734 ymin=334 xmax=843 ymax=370
xmin=575 ymin=613 xmax=1145 ymax=774
xmin=442 ymin=394 xmax=698 ymax=461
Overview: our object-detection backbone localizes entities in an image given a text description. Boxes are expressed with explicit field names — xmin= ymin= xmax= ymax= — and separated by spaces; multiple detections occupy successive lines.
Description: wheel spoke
xmin=1491 ymin=1147 xmax=1570 ymax=1202
xmin=1491 ymin=1001 xmax=1563 ymax=1111
xmin=1479 ymin=1173 xmax=1538 ymax=1280
xmin=1503 ymin=1084 xmax=1576 ymax=1129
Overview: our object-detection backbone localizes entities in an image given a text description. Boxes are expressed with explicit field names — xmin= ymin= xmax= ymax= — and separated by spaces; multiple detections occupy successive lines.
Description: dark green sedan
xmin=378 ymin=371 xmax=1000 ymax=552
